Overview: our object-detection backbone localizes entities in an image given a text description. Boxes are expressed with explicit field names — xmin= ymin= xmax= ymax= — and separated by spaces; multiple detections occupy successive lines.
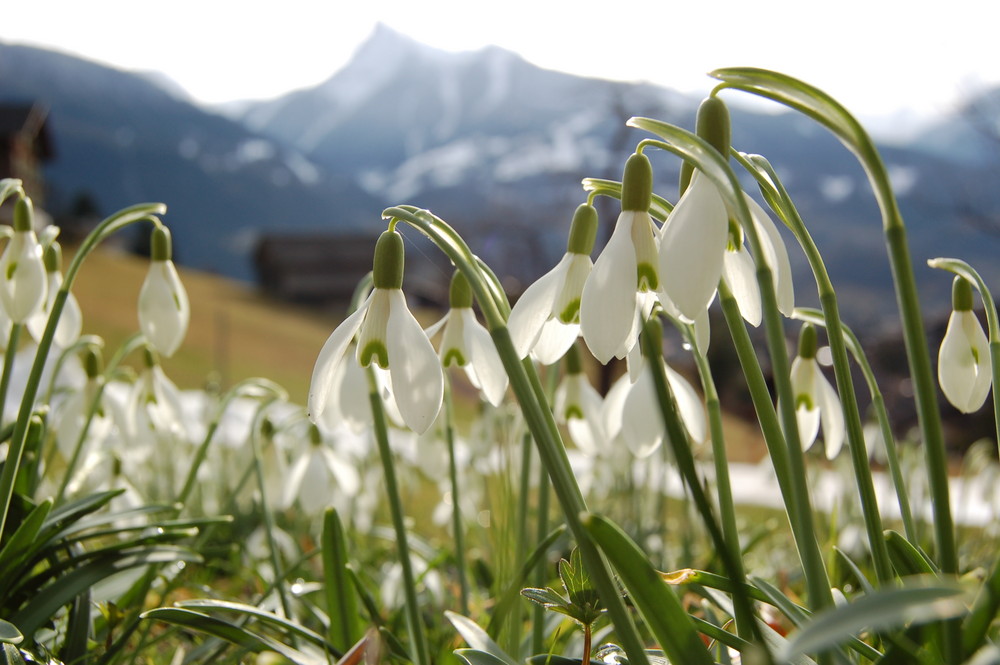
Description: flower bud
xmin=138 ymin=226 xmax=189 ymax=357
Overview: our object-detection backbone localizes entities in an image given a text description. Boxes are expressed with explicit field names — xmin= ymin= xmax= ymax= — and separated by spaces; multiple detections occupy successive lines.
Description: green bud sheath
xmin=680 ymin=97 xmax=731 ymax=195
xmin=44 ymin=241 xmax=62 ymax=273
xmin=952 ymin=275 xmax=974 ymax=312
xmin=697 ymin=96 xmax=731 ymax=158
xmin=797 ymin=323 xmax=818 ymax=360
xmin=621 ymin=152 xmax=653 ymax=212
xmin=372 ymin=230 xmax=405 ymax=289
xmin=14 ymin=197 xmax=33 ymax=232
xmin=449 ymin=270 xmax=473 ymax=308
xmin=150 ymin=226 xmax=173 ymax=262
xmin=84 ymin=348 xmax=103 ymax=379
xmin=566 ymin=203 xmax=598 ymax=255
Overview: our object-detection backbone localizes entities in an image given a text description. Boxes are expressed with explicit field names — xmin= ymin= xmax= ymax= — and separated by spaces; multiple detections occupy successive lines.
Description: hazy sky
xmin=4 ymin=0 xmax=999 ymax=119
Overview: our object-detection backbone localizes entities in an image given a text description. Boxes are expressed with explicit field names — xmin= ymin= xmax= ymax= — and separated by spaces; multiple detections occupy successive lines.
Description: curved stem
xmin=736 ymin=151 xmax=894 ymax=583
xmin=384 ymin=205 xmax=650 ymax=665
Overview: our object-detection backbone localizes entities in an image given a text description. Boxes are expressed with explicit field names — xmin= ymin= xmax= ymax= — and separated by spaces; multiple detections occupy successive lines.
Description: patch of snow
xmin=235 ymin=139 xmax=276 ymax=164
xmin=284 ymin=153 xmax=321 ymax=185
xmin=178 ymin=137 xmax=199 ymax=160
xmin=383 ymin=140 xmax=482 ymax=200
xmin=819 ymin=175 xmax=854 ymax=203
xmin=888 ymin=164 xmax=919 ymax=196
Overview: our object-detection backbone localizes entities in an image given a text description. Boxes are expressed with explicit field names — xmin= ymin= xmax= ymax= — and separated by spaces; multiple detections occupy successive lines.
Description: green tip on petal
xmin=44 ymin=241 xmax=62 ymax=273
xmin=449 ymin=271 xmax=473 ymax=308
xmin=558 ymin=298 xmax=580 ymax=324
xmin=564 ymin=404 xmax=584 ymax=421
xmin=798 ymin=323 xmax=818 ymax=359
xmin=952 ymin=275 xmax=974 ymax=312
xmin=142 ymin=345 xmax=159 ymax=369
xmin=308 ymin=422 xmax=322 ymax=445
xmin=261 ymin=417 xmax=276 ymax=439
xmin=372 ymin=230 xmax=405 ymax=289
xmin=360 ymin=339 xmax=389 ymax=369
xmin=443 ymin=348 xmax=466 ymax=367
xmin=696 ymin=96 xmax=731 ymax=158
xmin=637 ymin=263 xmax=658 ymax=292
xmin=566 ymin=203 xmax=599 ymax=255
xmin=84 ymin=347 xmax=103 ymax=379
xmin=13 ymin=196 xmax=33 ymax=232
xmin=621 ymin=153 xmax=653 ymax=212
xmin=150 ymin=226 xmax=172 ymax=262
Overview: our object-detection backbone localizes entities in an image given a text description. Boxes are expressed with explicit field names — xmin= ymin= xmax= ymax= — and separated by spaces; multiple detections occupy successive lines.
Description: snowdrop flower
xmin=581 ymin=153 xmax=660 ymax=363
xmin=553 ymin=344 xmax=606 ymax=456
xmin=426 ymin=271 xmax=507 ymax=406
xmin=27 ymin=241 xmax=82 ymax=347
xmin=604 ymin=356 xmax=706 ymax=459
xmin=0 ymin=197 xmax=47 ymax=323
xmin=658 ymin=171 xmax=729 ymax=323
xmin=508 ymin=203 xmax=596 ymax=364
xmin=282 ymin=423 xmax=361 ymax=515
xmin=790 ymin=324 xmax=845 ymax=459
xmin=138 ymin=226 xmax=190 ymax=358
xmin=308 ymin=230 xmax=443 ymax=434
xmin=938 ymin=276 xmax=991 ymax=413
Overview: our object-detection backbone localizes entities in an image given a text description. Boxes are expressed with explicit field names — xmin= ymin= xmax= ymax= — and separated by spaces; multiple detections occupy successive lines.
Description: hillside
xmin=70 ymin=246 xmax=340 ymax=404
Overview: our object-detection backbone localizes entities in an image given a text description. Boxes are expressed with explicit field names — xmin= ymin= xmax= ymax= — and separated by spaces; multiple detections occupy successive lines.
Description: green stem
xmin=793 ymin=307 xmax=919 ymax=544
xmin=0 ymin=203 xmax=165 ymax=540
xmin=736 ymin=152 xmax=893 ymax=583
xmin=367 ymin=366 xmax=430 ymax=665
xmin=0 ymin=323 xmax=22 ymax=425
xmin=384 ymin=205 xmax=649 ymax=665
xmin=444 ymin=377 xmax=470 ymax=615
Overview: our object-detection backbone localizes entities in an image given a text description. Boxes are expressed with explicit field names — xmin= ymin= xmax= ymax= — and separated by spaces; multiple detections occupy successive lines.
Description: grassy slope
xmin=71 ymin=247 xmax=340 ymax=405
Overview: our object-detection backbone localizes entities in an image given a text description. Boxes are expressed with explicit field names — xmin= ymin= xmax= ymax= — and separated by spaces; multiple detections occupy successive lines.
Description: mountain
xmin=4 ymin=28 xmax=1000 ymax=333
xmin=0 ymin=42 xmax=381 ymax=280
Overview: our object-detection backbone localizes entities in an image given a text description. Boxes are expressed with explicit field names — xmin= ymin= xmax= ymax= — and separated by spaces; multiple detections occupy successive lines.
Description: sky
xmin=4 ymin=0 xmax=1000 ymax=122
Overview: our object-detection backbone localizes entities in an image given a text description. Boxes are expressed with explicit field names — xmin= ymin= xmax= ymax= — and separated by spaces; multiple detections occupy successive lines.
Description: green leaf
xmin=141 ymin=607 xmax=323 ymax=665
xmin=582 ymin=513 xmax=714 ymax=665
xmin=1 ymin=643 xmax=25 ymax=665
xmin=885 ymin=530 xmax=939 ymax=577
xmin=781 ymin=579 xmax=970 ymax=660
xmin=446 ymin=612 xmax=519 ymax=665
xmin=0 ymin=620 xmax=21 ymax=645
xmin=0 ymin=499 xmax=52 ymax=587
xmin=521 ymin=587 xmax=569 ymax=608
xmin=176 ymin=599 xmax=336 ymax=652
xmin=322 ymin=508 xmax=360 ymax=651
xmin=455 ymin=648 xmax=514 ymax=665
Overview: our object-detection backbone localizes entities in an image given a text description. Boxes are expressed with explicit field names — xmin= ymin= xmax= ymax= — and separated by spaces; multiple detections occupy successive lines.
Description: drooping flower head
xmin=138 ymin=225 xmax=190 ymax=358
xmin=553 ymin=343 xmax=606 ymax=456
xmin=790 ymin=323 xmax=844 ymax=459
xmin=426 ymin=271 xmax=507 ymax=406
xmin=309 ymin=229 xmax=443 ymax=434
xmin=938 ymin=276 xmax=991 ymax=413
xmin=0 ymin=196 xmax=47 ymax=323
xmin=581 ymin=153 xmax=659 ymax=363
xmin=508 ymin=203 xmax=596 ymax=364
xmin=658 ymin=97 xmax=731 ymax=323
xmin=28 ymin=241 xmax=83 ymax=348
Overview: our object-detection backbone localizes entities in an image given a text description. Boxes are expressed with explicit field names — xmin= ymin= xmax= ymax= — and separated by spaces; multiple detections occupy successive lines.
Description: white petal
xmin=602 ymin=372 xmax=631 ymax=442
xmin=722 ymin=246 xmax=761 ymax=327
xmin=138 ymin=260 xmax=190 ymax=357
xmin=746 ymin=195 xmax=795 ymax=316
xmin=691 ymin=307 xmax=711 ymax=355
xmin=530 ymin=319 xmax=579 ymax=365
xmin=622 ymin=367 xmax=662 ymax=458
xmin=424 ymin=312 xmax=449 ymax=339
xmin=659 ymin=175 xmax=729 ymax=322
xmin=386 ymin=289 xmax=443 ymax=433
xmin=507 ymin=255 xmax=570 ymax=358
xmin=461 ymin=308 xmax=508 ymax=406
xmin=553 ymin=253 xmax=593 ymax=323
xmin=938 ymin=310 xmax=991 ymax=413
xmin=666 ymin=364 xmax=706 ymax=444
xmin=0 ymin=231 xmax=46 ymax=323
xmin=581 ymin=212 xmax=639 ymax=364
xmin=817 ymin=372 xmax=846 ymax=459
xmin=307 ymin=295 xmax=371 ymax=422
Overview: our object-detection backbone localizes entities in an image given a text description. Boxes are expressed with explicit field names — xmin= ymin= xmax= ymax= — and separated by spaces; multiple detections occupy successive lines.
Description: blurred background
xmin=2 ymin=1 xmax=1000 ymax=450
